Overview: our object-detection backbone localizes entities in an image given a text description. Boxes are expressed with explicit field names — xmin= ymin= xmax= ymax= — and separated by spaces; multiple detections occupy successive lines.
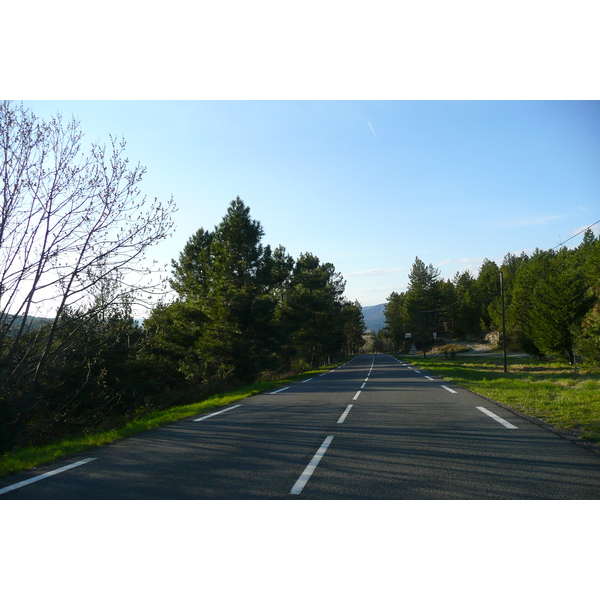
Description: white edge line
xmin=290 ymin=435 xmax=334 ymax=495
xmin=270 ymin=386 xmax=290 ymax=395
xmin=194 ymin=404 xmax=241 ymax=421
xmin=441 ymin=385 xmax=458 ymax=394
xmin=337 ymin=404 xmax=353 ymax=424
xmin=0 ymin=458 xmax=97 ymax=496
xmin=353 ymin=390 xmax=361 ymax=400
xmin=476 ymin=406 xmax=518 ymax=429
xmin=302 ymin=378 xmax=313 ymax=382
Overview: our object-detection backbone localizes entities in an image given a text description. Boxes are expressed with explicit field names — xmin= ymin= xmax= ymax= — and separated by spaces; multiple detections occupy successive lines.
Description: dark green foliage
xmin=148 ymin=198 xmax=362 ymax=387
xmin=530 ymin=249 xmax=594 ymax=363
xmin=341 ymin=300 xmax=367 ymax=355
xmin=577 ymin=287 xmax=600 ymax=365
xmin=475 ymin=259 xmax=500 ymax=330
xmin=450 ymin=271 xmax=480 ymax=336
xmin=0 ymin=308 xmax=153 ymax=452
xmin=383 ymin=291 xmax=407 ymax=350
xmin=404 ymin=257 xmax=444 ymax=350
xmin=278 ymin=252 xmax=347 ymax=367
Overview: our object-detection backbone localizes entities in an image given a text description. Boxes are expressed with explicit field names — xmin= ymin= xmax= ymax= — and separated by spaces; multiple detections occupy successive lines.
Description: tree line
xmin=0 ymin=102 xmax=365 ymax=453
xmin=383 ymin=232 xmax=600 ymax=365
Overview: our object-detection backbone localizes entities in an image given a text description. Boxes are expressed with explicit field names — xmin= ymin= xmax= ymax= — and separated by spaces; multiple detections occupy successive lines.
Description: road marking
xmin=270 ymin=387 xmax=290 ymax=394
xmin=0 ymin=458 xmax=98 ymax=496
xmin=441 ymin=385 xmax=457 ymax=394
xmin=360 ymin=382 xmax=366 ymax=388
xmin=302 ymin=378 xmax=313 ymax=382
xmin=364 ymin=376 xmax=369 ymax=381
xmin=290 ymin=435 xmax=334 ymax=495
xmin=415 ymin=370 xmax=421 ymax=373
xmin=194 ymin=405 xmax=241 ymax=421
xmin=476 ymin=406 xmax=518 ymax=429
xmin=353 ymin=390 xmax=361 ymax=400
xmin=337 ymin=404 xmax=353 ymax=424
xmin=425 ymin=376 xmax=434 ymax=380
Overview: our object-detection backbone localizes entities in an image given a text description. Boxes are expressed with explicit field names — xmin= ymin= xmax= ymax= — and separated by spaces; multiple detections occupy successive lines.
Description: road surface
xmin=2 ymin=354 xmax=600 ymax=499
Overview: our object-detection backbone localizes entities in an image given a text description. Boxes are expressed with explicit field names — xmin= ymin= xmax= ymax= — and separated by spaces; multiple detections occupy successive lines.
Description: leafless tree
xmin=0 ymin=101 xmax=176 ymax=442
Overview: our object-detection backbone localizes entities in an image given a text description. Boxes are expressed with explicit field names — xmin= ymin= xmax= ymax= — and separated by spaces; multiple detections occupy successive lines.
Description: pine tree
xmin=404 ymin=257 xmax=444 ymax=349
xmin=341 ymin=300 xmax=367 ymax=355
xmin=280 ymin=252 xmax=346 ymax=368
xmin=166 ymin=197 xmax=276 ymax=382
xmin=476 ymin=259 xmax=500 ymax=330
xmin=528 ymin=248 xmax=592 ymax=363
xmin=383 ymin=291 xmax=408 ymax=350
xmin=451 ymin=271 xmax=480 ymax=335
xmin=575 ymin=230 xmax=600 ymax=363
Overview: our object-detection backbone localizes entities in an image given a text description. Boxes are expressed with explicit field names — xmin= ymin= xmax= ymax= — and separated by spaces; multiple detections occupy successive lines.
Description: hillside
xmin=362 ymin=303 xmax=385 ymax=332
xmin=2 ymin=314 xmax=53 ymax=334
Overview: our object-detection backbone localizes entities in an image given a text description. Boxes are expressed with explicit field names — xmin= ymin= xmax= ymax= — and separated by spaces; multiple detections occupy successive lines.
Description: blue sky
xmin=22 ymin=100 xmax=600 ymax=311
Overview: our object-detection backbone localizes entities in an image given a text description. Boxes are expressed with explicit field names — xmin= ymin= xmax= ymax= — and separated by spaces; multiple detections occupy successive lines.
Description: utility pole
xmin=500 ymin=270 xmax=508 ymax=373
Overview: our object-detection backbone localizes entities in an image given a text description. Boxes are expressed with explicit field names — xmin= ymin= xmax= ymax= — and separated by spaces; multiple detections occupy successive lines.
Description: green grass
xmin=0 ymin=362 xmax=344 ymax=480
xmin=400 ymin=353 xmax=600 ymax=443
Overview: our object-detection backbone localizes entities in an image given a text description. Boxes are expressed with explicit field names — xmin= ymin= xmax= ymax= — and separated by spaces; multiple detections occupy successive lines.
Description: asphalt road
xmin=2 ymin=354 xmax=600 ymax=499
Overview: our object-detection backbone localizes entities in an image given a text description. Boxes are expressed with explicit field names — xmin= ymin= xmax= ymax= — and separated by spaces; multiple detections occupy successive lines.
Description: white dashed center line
xmin=337 ymin=404 xmax=353 ymax=424
xmin=290 ymin=436 xmax=334 ymax=495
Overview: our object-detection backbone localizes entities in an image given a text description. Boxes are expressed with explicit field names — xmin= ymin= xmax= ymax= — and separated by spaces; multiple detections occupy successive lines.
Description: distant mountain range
xmin=362 ymin=303 xmax=386 ymax=332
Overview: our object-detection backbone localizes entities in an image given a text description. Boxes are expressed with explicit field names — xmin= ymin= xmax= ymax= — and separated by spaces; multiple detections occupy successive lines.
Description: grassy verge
xmin=399 ymin=353 xmax=600 ymax=444
xmin=0 ymin=362 xmax=345 ymax=480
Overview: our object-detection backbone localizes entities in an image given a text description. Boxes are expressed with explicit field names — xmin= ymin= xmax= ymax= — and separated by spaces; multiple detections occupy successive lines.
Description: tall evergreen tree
xmin=341 ymin=300 xmax=367 ymax=355
xmin=166 ymin=197 xmax=276 ymax=382
xmin=404 ymin=257 xmax=444 ymax=349
xmin=383 ymin=291 xmax=408 ymax=350
xmin=575 ymin=230 xmax=600 ymax=363
xmin=508 ymin=249 xmax=549 ymax=357
xmin=451 ymin=270 xmax=480 ymax=335
xmin=280 ymin=252 xmax=346 ymax=367
xmin=528 ymin=247 xmax=592 ymax=363
xmin=476 ymin=259 xmax=500 ymax=330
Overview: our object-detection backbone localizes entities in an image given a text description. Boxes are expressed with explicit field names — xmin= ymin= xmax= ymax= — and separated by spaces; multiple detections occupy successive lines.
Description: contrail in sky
xmin=368 ymin=121 xmax=381 ymax=145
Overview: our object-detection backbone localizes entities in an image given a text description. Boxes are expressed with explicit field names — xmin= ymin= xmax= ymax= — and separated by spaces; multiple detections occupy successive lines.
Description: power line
xmin=552 ymin=218 xmax=600 ymax=250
